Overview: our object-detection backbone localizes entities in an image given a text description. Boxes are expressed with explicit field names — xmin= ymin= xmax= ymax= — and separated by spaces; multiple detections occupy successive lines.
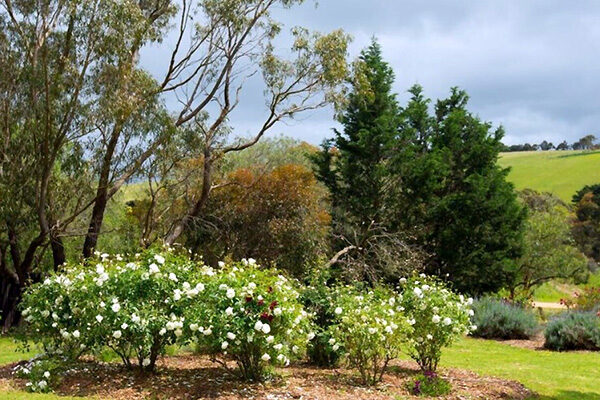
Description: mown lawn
xmin=498 ymin=150 xmax=600 ymax=202
xmin=2 ymin=336 xmax=599 ymax=400
xmin=439 ymin=338 xmax=600 ymax=400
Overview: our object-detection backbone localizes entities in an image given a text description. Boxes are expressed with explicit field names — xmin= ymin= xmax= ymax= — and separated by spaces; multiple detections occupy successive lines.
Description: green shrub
xmin=21 ymin=248 xmax=206 ymax=374
xmin=470 ymin=297 xmax=538 ymax=340
xmin=399 ymin=275 xmax=474 ymax=373
xmin=544 ymin=311 xmax=600 ymax=351
xmin=300 ymin=266 xmax=342 ymax=367
xmin=327 ymin=286 xmax=411 ymax=386
xmin=406 ymin=371 xmax=452 ymax=397
xmin=185 ymin=259 xmax=313 ymax=381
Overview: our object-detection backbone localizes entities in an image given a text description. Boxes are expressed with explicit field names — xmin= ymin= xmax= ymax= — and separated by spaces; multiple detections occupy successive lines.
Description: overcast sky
xmin=141 ymin=1 xmax=600 ymax=146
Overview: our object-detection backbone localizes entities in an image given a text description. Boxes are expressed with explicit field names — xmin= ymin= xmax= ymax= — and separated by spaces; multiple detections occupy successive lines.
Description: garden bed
xmin=0 ymin=354 xmax=533 ymax=400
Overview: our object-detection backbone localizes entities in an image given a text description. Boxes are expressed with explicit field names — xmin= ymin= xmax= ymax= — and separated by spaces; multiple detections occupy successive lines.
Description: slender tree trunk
xmin=50 ymin=232 xmax=65 ymax=270
xmin=165 ymin=152 xmax=213 ymax=245
xmin=82 ymin=125 xmax=122 ymax=258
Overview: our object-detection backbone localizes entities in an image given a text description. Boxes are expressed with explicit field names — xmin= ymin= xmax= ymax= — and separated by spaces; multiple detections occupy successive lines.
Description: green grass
xmin=2 ymin=336 xmax=599 ymax=400
xmin=498 ymin=150 xmax=600 ymax=202
xmin=439 ymin=338 xmax=600 ymax=400
xmin=532 ymin=270 xmax=600 ymax=303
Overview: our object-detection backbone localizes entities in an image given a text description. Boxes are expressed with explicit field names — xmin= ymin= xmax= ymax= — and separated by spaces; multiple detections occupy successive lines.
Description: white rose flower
xmin=413 ymin=287 xmax=422 ymax=296
xmin=142 ymin=358 xmax=151 ymax=367
xmin=38 ymin=380 xmax=47 ymax=389
xmin=432 ymin=315 xmax=441 ymax=324
xmin=399 ymin=277 xmax=407 ymax=284
xmin=175 ymin=328 xmax=183 ymax=337
xmin=149 ymin=263 xmax=160 ymax=274
xmin=426 ymin=334 xmax=433 ymax=340
xmin=72 ymin=330 xmax=80 ymax=338
xmin=190 ymin=323 xmax=199 ymax=332
xmin=121 ymin=323 xmax=128 ymax=330
xmin=221 ymin=341 xmax=229 ymax=350
xmin=261 ymin=353 xmax=271 ymax=361
xmin=332 ymin=344 xmax=340 ymax=351
xmin=159 ymin=328 xmax=167 ymax=336
xmin=368 ymin=327 xmax=377 ymax=334
xmin=96 ymin=264 xmax=105 ymax=274
xmin=43 ymin=371 xmax=50 ymax=378
xmin=196 ymin=283 xmax=205 ymax=292
xmin=113 ymin=330 xmax=122 ymax=339
xmin=266 ymin=335 xmax=274 ymax=344
xmin=226 ymin=288 xmax=235 ymax=299
xmin=334 ymin=307 xmax=343 ymax=315
xmin=254 ymin=321 xmax=264 ymax=331
xmin=154 ymin=254 xmax=165 ymax=264
xmin=248 ymin=258 xmax=256 ymax=265
xmin=169 ymin=272 xmax=178 ymax=282
xmin=443 ymin=317 xmax=452 ymax=326
xmin=273 ymin=343 xmax=283 ymax=351
xmin=273 ymin=307 xmax=282 ymax=316
xmin=95 ymin=315 xmax=103 ymax=323
xmin=225 ymin=307 xmax=234 ymax=316
xmin=132 ymin=314 xmax=140 ymax=323
xmin=203 ymin=328 xmax=212 ymax=335
xmin=261 ymin=323 xmax=271 ymax=334
xmin=218 ymin=261 xmax=225 ymax=268
xmin=111 ymin=303 xmax=121 ymax=313
xmin=182 ymin=282 xmax=191 ymax=290
xmin=307 ymin=332 xmax=315 ymax=340
xmin=227 ymin=332 xmax=236 ymax=340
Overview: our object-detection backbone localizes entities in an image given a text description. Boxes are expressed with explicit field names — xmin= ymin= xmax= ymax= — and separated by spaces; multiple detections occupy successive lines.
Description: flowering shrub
xmin=21 ymin=248 xmax=206 ymax=373
xmin=14 ymin=359 xmax=62 ymax=393
xmin=327 ymin=286 xmax=411 ymax=385
xmin=399 ymin=275 xmax=474 ymax=373
xmin=544 ymin=311 xmax=600 ymax=351
xmin=185 ymin=259 xmax=313 ymax=381
xmin=300 ymin=267 xmax=343 ymax=367
xmin=470 ymin=297 xmax=538 ymax=340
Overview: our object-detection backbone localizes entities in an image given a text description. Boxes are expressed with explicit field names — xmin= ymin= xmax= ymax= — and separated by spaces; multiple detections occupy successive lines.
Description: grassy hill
xmin=498 ymin=150 xmax=600 ymax=202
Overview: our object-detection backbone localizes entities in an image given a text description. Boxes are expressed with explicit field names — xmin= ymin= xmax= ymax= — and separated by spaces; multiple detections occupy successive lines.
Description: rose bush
xmin=399 ymin=275 xmax=474 ymax=373
xmin=327 ymin=285 xmax=411 ymax=385
xmin=20 ymin=248 xmax=207 ymax=375
xmin=185 ymin=259 xmax=313 ymax=381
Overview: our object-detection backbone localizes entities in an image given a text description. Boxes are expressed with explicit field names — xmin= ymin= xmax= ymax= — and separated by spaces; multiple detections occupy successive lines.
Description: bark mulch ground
xmin=0 ymin=354 xmax=534 ymax=400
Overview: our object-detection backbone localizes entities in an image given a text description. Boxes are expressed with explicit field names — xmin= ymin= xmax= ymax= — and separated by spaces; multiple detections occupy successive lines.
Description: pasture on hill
xmin=498 ymin=150 xmax=600 ymax=202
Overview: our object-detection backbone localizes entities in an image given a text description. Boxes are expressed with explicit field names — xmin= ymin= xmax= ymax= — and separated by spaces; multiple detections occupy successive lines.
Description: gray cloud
xmin=141 ymin=1 xmax=600 ymax=146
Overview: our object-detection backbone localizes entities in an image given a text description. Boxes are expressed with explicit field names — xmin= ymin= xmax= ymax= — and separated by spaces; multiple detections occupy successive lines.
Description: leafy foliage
xmin=188 ymin=164 xmax=330 ymax=276
xmin=406 ymin=371 xmax=452 ymax=397
xmin=470 ymin=297 xmax=538 ymax=340
xmin=572 ymin=184 xmax=600 ymax=262
xmin=508 ymin=190 xmax=588 ymax=300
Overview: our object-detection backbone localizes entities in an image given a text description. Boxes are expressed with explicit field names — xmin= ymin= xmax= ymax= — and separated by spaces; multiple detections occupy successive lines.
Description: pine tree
xmin=316 ymin=39 xmax=399 ymax=227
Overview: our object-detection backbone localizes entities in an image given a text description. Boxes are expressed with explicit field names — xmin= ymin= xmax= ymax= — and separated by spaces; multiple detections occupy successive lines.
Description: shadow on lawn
xmin=556 ymin=150 xmax=600 ymax=158
xmin=534 ymin=392 xmax=600 ymax=400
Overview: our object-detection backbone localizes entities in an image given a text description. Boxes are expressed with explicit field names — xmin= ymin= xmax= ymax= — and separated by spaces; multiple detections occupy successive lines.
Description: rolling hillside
xmin=498 ymin=150 xmax=600 ymax=202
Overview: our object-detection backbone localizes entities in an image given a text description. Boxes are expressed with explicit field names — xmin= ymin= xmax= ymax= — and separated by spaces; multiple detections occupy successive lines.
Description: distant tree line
xmin=502 ymin=135 xmax=598 ymax=152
